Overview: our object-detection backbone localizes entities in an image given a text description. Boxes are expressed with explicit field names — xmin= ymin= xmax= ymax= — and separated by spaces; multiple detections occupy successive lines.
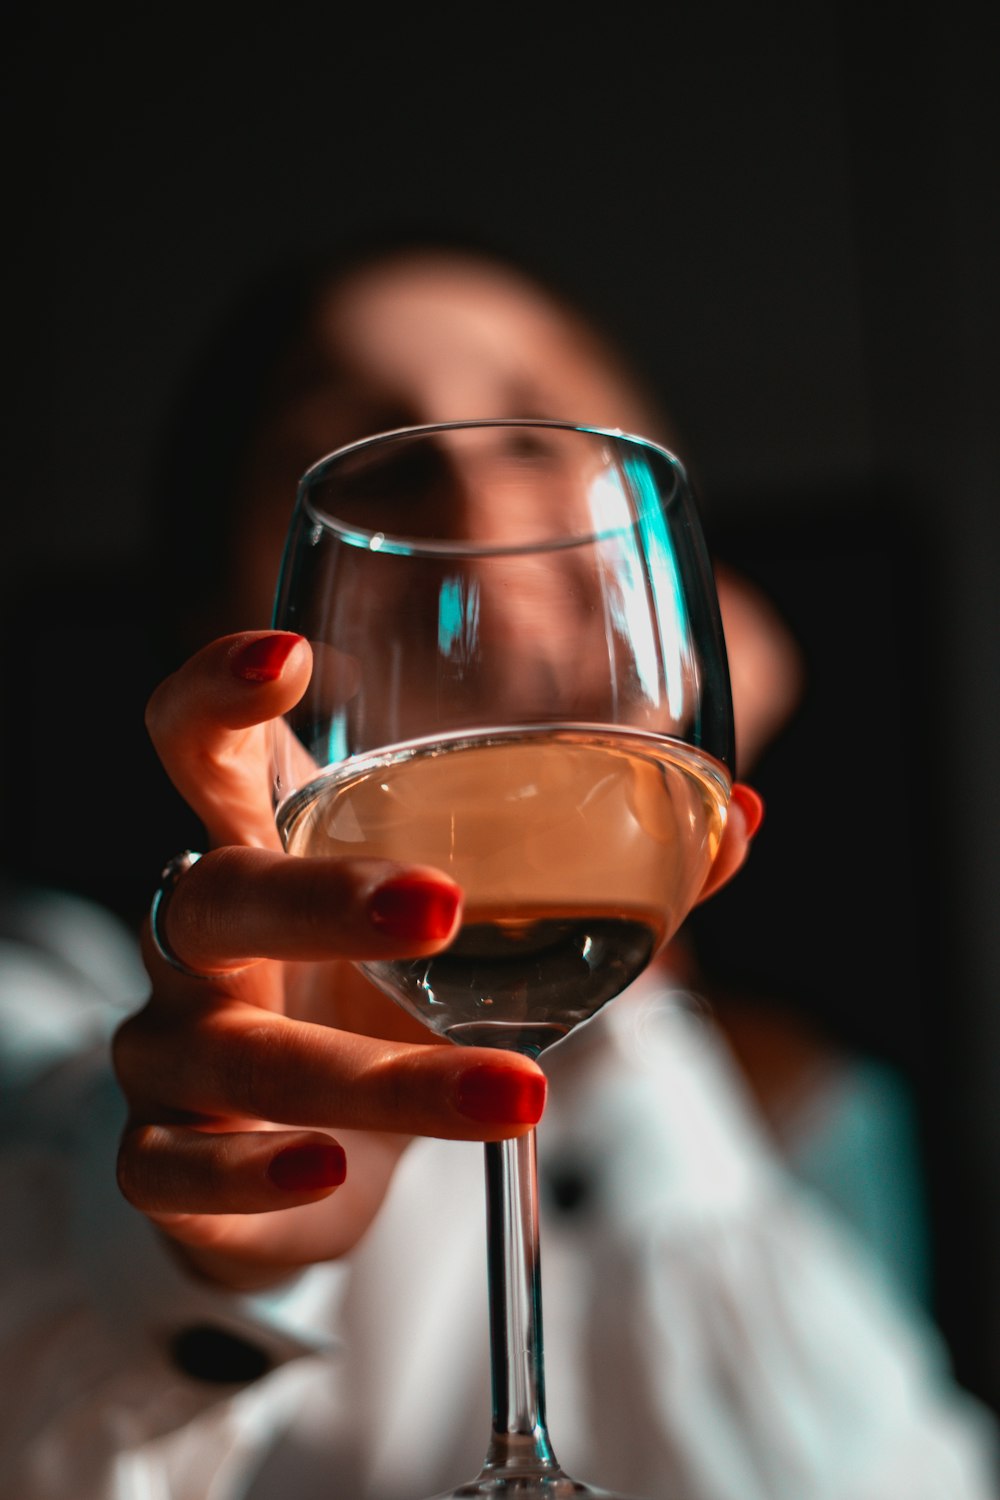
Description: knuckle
xmin=110 ymin=1009 xmax=147 ymax=1087
xmin=362 ymin=1043 xmax=424 ymax=1124
xmin=211 ymin=1016 xmax=291 ymax=1120
xmin=143 ymin=675 xmax=177 ymax=746
xmin=115 ymin=1123 xmax=156 ymax=1207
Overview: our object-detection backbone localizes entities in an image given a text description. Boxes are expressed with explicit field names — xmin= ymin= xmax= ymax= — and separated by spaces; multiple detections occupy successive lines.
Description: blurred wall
xmin=5 ymin=0 xmax=998 ymax=1411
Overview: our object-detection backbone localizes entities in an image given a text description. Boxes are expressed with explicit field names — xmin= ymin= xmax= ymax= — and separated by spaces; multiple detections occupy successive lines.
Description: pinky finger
xmin=117 ymin=1123 xmax=347 ymax=1217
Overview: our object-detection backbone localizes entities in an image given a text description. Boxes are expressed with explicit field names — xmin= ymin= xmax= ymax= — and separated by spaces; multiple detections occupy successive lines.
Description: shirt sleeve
xmin=0 ymin=893 xmax=347 ymax=1500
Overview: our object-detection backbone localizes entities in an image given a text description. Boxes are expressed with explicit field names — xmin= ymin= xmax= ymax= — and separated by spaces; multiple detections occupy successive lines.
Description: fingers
xmin=114 ymin=999 xmax=547 ymax=1146
xmin=116 ymin=1125 xmax=348 ymax=1215
xmin=115 ymin=1124 xmax=412 ymax=1285
xmin=697 ymin=782 xmax=765 ymax=901
xmin=113 ymin=953 xmax=547 ymax=1282
xmin=113 ymin=999 xmax=546 ymax=1279
xmin=145 ymin=844 xmax=463 ymax=974
xmin=145 ymin=631 xmax=313 ymax=849
xmin=114 ymin=1116 xmax=408 ymax=1283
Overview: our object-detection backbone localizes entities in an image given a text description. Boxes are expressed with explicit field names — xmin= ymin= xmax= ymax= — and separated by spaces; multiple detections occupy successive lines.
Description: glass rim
xmin=293 ymin=417 xmax=687 ymax=557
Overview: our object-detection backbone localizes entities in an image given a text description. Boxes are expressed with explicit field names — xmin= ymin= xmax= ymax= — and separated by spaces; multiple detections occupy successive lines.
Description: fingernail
xmin=368 ymin=875 xmax=461 ymax=942
xmin=267 ymin=1141 xmax=346 ymax=1191
xmin=231 ymin=633 xmax=303 ymax=683
xmin=454 ymin=1063 xmax=547 ymax=1125
xmin=731 ymin=783 xmax=765 ymax=838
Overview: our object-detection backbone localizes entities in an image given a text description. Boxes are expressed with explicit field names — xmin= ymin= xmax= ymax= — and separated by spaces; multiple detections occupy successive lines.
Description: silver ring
xmin=149 ymin=850 xmax=218 ymax=979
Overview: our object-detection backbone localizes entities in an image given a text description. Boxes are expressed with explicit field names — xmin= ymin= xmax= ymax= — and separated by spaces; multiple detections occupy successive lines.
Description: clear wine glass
xmin=269 ymin=419 xmax=735 ymax=1498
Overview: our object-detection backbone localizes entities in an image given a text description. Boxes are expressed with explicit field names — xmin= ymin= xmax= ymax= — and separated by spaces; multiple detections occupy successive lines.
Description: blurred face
xmin=293 ymin=421 xmax=698 ymax=739
xmin=230 ymin=251 xmax=667 ymax=627
xmin=232 ymin=249 xmax=802 ymax=774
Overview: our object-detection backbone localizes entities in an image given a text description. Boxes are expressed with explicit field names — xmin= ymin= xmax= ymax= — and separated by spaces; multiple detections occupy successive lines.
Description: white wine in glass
xmin=271 ymin=420 xmax=734 ymax=1498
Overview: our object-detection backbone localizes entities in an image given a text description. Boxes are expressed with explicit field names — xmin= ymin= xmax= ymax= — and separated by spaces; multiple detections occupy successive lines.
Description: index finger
xmin=145 ymin=631 xmax=313 ymax=849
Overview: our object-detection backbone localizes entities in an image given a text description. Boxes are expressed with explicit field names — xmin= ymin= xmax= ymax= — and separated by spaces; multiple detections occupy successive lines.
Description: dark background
xmin=4 ymin=1 xmax=998 ymax=1415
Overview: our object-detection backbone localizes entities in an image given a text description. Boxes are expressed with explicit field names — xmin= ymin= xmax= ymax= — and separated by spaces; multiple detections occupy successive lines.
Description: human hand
xmin=113 ymin=631 xmax=760 ymax=1290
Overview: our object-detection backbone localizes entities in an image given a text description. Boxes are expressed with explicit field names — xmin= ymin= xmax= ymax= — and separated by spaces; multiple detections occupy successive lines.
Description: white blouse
xmin=1 ymin=888 xmax=996 ymax=1500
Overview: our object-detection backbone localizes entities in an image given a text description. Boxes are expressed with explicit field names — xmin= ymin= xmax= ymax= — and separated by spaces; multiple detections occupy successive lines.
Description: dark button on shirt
xmin=169 ymin=1323 xmax=273 ymax=1384
xmin=542 ymin=1152 xmax=595 ymax=1217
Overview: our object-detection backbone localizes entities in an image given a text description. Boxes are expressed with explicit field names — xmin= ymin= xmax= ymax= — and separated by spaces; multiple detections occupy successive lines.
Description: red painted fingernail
xmin=230 ymin=633 xmax=303 ymax=683
xmin=454 ymin=1063 xmax=547 ymax=1125
xmin=368 ymin=875 xmax=461 ymax=942
xmin=731 ymin=783 xmax=765 ymax=837
xmin=267 ymin=1141 xmax=347 ymax=1192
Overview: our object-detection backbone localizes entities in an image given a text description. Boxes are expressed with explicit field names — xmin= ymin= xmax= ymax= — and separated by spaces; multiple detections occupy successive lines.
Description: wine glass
xmin=269 ymin=419 xmax=735 ymax=1498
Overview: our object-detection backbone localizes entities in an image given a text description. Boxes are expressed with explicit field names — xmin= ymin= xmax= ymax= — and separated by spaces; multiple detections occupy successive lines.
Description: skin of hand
xmin=113 ymin=630 xmax=762 ymax=1290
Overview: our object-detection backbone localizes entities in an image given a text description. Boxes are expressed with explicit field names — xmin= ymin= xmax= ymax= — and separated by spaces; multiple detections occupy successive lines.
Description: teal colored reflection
xmin=324 ymin=716 xmax=349 ymax=767
xmin=623 ymin=455 xmax=693 ymax=727
xmin=438 ymin=574 xmax=480 ymax=658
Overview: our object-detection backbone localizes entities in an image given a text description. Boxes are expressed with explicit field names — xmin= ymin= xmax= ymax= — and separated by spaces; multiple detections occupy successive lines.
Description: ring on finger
xmin=149 ymin=850 xmax=238 ymax=980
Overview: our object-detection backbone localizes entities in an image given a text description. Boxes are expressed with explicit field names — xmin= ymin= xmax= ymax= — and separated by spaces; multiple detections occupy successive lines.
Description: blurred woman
xmin=1 ymin=230 xmax=995 ymax=1499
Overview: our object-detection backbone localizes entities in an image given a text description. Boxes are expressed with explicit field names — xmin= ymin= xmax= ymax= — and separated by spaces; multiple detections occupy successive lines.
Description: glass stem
xmin=480 ymin=1129 xmax=561 ymax=1477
